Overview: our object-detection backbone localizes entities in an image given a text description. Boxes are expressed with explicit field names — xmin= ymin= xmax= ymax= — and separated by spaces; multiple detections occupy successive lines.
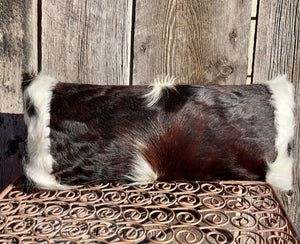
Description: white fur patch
xmin=261 ymin=75 xmax=295 ymax=191
xmin=143 ymin=76 xmax=177 ymax=107
xmin=126 ymin=138 xmax=158 ymax=183
xmin=126 ymin=152 xmax=158 ymax=183
xmin=23 ymin=74 xmax=70 ymax=190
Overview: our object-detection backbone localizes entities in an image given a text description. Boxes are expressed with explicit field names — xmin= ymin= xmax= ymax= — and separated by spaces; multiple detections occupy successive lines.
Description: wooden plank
xmin=0 ymin=0 xmax=37 ymax=113
xmin=41 ymin=0 xmax=133 ymax=85
xmin=253 ymin=0 xmax=300 ymax=230
xmin=132 ymin=0 xmax=252 ymax=85
xmin=0 ymin=0 xmax=37 ymax=191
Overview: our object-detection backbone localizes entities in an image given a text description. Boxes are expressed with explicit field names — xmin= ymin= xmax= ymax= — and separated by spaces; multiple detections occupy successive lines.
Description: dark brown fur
xmin=45 ymin=83 xmax=275 ymax=186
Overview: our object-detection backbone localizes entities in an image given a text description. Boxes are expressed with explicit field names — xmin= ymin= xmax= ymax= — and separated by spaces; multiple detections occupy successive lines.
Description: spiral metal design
xmin=0 ymin=201 xmax=20 ymax=216
xmin=0 ymin=180 xmax=298 ymax=243
xmin=95 ymin=204 xmax=122 ymax=221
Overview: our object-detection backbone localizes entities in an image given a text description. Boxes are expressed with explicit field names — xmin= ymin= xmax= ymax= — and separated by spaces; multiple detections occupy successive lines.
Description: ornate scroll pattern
xmin=0 ymin=180 xmax=299 ymax=243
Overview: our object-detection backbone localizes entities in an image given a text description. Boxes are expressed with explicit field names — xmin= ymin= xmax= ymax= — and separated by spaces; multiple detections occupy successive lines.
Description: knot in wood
xmin=140 ymin=44 xmax=147 ymax=53
xmin=220 ymin=65 xmax=233 ymax=76
xmin=230 ymin=31 xmax=237 ymax=39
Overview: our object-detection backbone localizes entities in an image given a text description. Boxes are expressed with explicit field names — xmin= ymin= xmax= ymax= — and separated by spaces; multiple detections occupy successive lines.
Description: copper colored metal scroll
xmin=0 ymin=178 xmax=299 ymax=243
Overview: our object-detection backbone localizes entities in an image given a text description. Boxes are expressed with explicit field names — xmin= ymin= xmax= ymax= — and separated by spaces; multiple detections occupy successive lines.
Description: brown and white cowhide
xmin=21 ymin=73 xmax=295 ymax=191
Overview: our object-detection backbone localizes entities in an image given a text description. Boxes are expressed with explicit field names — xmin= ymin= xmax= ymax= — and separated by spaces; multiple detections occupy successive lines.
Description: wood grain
xmin=132 ymin=0 xmax=252 ymax=85
xmin=0 ymin=0 xmax=37 ymax=113
xmin=41 ymin=0 xmax=133 ymax=85
xmin=0 ymin=0 xmax=37 ymax=191
xmin=253 ymin=0 xmax=300 ymax=230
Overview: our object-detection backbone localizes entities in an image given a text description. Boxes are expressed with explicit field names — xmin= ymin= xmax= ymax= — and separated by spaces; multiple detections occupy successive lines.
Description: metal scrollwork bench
xmin=0 ymin=177 xmax=299 ymax=243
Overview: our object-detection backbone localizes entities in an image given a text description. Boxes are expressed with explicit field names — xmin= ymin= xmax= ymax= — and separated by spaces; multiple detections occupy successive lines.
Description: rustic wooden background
xmin=0 ymin=0 xmax=299 ymax=230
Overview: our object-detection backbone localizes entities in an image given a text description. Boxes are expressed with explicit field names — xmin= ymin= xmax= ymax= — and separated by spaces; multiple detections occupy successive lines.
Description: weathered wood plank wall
xmin=41 ymin=0 xmax=133 ymax=85
xmin=132 ymin=0 xmax=252 ymax=85
xmin=0 ymin=0 xmax=299 ymax=229
xmin=253 ymin=0 xmax=300 ymax=231
xmin=0 ymin=0 xmax=37 ymax=191
xmin=0 ymin=0 xmax=37 ymax=113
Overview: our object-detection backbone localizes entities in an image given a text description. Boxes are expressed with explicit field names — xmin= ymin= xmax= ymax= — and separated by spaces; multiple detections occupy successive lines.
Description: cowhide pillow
xmin=22 ymin=73 xmax=295 ymax=191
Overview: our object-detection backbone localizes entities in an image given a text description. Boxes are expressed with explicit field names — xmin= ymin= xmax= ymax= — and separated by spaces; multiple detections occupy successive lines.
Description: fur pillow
xmin=22 ymin=73 xmax=295 ymax=191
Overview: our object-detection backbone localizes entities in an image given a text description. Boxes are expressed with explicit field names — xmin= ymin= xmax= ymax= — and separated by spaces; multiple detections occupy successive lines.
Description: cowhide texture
xmin=22 ymin=73 xmax=295 ymax=191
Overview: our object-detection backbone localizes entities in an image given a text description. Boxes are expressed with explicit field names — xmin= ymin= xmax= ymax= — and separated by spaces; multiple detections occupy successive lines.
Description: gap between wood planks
xmin=129 ymin=0 xmax=136 ymax=86
xmin=247 ymin=0 xmax=258 ymax=84
xmin=37 ymin=0 xmax=42 ymax=72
